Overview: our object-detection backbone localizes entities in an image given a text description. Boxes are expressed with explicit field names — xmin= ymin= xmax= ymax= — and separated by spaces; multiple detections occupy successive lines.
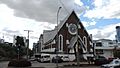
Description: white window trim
xmin=66 ymin=40 xmax=69 ymax=45
xmin=83 ymin=36 xmax=87 ymax=51
xmin=59 ymin=34 xmax=63 ymax=52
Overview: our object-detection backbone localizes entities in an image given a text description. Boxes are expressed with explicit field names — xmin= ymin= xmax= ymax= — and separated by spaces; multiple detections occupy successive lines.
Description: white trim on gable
xmin=83 ymin=36 xmax=87 ymax=51
xmin=59 ymin=34 xmax=63 ymax=52
xmin=66 ymin=40 xmax=70 ymax=45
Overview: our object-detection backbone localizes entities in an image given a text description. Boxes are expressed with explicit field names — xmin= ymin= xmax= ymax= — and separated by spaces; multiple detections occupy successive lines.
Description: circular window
xmin=68 ymin=24 xmax=77 ymax=35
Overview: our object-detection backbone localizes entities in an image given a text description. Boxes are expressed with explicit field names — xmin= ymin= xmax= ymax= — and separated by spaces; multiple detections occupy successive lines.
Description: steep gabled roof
xmin=43 ymin=11 xmax=75 ymax=44
xmin=43 ymin=11 xmax=79 ymax=44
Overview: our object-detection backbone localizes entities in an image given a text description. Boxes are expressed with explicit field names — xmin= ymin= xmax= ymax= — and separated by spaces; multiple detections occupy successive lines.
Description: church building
xmin=39 ymin=11 xmax=93 ymax=57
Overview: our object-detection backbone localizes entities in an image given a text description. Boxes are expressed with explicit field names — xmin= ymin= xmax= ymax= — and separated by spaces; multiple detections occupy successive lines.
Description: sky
xmin=0 ymin=0 xmax=120 ymax=49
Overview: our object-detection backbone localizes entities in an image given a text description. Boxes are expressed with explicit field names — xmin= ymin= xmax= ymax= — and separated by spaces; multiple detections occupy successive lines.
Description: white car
xmin=101 ymin=58 xmax=120 ymax=68
xmin=61 ymin=56 xmax=70 ymax=62
xmin=40 ymin=55 xmax=51 ymax=62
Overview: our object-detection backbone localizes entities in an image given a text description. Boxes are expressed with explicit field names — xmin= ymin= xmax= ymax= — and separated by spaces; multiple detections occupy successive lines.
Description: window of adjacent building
xmin=96 ymin=42 xmax=102 ymax=47
xmin=59 ymin=34 xmax=63 ymax=51
xmin=96 ymin=49 xmax=103 ymax=54
xmin=109 ymin=42 xmax=113 ymax=44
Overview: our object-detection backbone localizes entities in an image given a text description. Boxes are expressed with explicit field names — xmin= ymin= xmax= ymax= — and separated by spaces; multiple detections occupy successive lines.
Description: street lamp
xmin=57 ymin=7 xmax=62 ymax=28
xmin=56 ymin=6 xmax=62 ymax=68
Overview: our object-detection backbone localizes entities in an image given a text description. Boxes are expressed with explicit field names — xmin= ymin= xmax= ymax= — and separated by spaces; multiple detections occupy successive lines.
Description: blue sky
xmin=80 ymin=0 xmax=120 ymax=28
xmin=0 ymin=0 xmax=120 ymax=48
xmin=80 ymin=0 xmax=120 ymax=26
xmin=78 ymin=0 xmax=120 ymax=40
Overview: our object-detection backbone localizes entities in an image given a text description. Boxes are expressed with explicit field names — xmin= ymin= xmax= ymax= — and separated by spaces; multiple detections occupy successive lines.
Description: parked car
xmin=61 ymin=56 xmax=70 ymax=62
xmin=101 ymin=58 xmax=120 ymax=68
xmin=40 ymin=55 xmax=51 ymax=63
xmin=52 ymin=56 xmax=63 ymax=63
xmin=30 ymin=58 xmax=36 ymax=61
xmin=108 ymin=57 xmax=116 ymax=62
xmin=94 ymin=56 xmax=109 ymax=65
xmin=36 ymin=58 xmax=41 ymax=62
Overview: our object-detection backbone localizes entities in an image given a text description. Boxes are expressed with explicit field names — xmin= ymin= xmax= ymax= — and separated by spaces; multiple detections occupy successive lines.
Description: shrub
xmin=8 ymin=58 xmax=31 ymax=67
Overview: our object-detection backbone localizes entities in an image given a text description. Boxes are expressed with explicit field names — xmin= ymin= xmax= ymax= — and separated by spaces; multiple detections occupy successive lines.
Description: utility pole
xmin=24 ymin=30 xmax=33 ymax=60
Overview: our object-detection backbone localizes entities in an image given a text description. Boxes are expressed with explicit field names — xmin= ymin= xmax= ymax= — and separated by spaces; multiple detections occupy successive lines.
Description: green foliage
xmin=0 ymin=43 xmax=17 ymax=59
xmin=29 ymin=49 xmax=34 ymax=58
xmin=113 ymin=50 xmax=120 ymax=58
xmin=8 ymin=58 xmax=31 ymax=67
xmin=0 ymin=36 xmax=33 ymax=60
xmin=16 ymin=36 xmax=25 ymax=46
xmin=0 ymin=44 xmax=33 ymax=59
xmin=0 ymin=48 xmax=6 ymax=57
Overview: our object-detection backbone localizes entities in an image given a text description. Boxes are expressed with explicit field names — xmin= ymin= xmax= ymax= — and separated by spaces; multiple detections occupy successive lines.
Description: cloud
xmin=93 ymin=30 xmax=115 ymax=39
xmin=0 ymin=0 xmax=85 ymax=24
xmin=84 ymin=0 xmax=120 ymax=19
xmin=1 ymin=27 xmax=22 ymax=38
xmin=0 ymin=4 xmax=55 ymax=33
xmin=30 ymin=36 xmax=39 ymax=39
xmin=2 ymin=27 xmax=20 ymax=34
xmin=74 ymin=0 xmax=83 ymax=6
xmin=88 ymin=23 xmax=120 ymax=40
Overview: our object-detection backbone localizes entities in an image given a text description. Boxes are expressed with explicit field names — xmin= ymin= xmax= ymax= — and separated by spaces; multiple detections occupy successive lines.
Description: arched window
xmin=59 ymin=34 xmax=63 ymax=51
xmin=83 ymin=36 xmax=87 ymax=51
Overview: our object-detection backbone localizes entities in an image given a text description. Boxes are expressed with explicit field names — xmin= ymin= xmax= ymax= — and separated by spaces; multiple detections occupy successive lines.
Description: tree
xmin=114 ymin=50 xmax=120 ymax=58
xmin=16 ymin=36 xmax=25 ymax=46
xmin=0 ymin=43 xmax=17 ymax=59
xmin=0 ymin=48 xmax=6 ymax=57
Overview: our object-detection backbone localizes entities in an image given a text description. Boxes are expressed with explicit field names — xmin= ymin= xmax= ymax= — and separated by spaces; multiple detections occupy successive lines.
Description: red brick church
xmin=39 ymin=11 xmax=93 ymax=56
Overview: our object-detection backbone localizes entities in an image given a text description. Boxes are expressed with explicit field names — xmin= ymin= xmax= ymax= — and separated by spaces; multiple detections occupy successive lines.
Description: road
xmin=31 ymin=61 xmax=100 ymax=68
xmin=0 ymin=61 xmax=100 ymax=68
xmin=0 ymin=61 xmax=9 ymax=68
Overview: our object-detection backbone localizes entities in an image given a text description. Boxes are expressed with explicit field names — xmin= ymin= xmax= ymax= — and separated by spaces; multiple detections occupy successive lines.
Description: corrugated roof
xmin=43 ymin=29 xmax=57 ymax=43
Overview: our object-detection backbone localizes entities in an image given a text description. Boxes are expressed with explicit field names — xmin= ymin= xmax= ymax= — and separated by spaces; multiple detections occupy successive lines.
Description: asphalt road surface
xmin=0 ymin=61 xmax=9 ymax=68
xmin=31 ymin=61 xmax=100 ymax=68
xmin=0 ymin=61 xmax=100 ymax=68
